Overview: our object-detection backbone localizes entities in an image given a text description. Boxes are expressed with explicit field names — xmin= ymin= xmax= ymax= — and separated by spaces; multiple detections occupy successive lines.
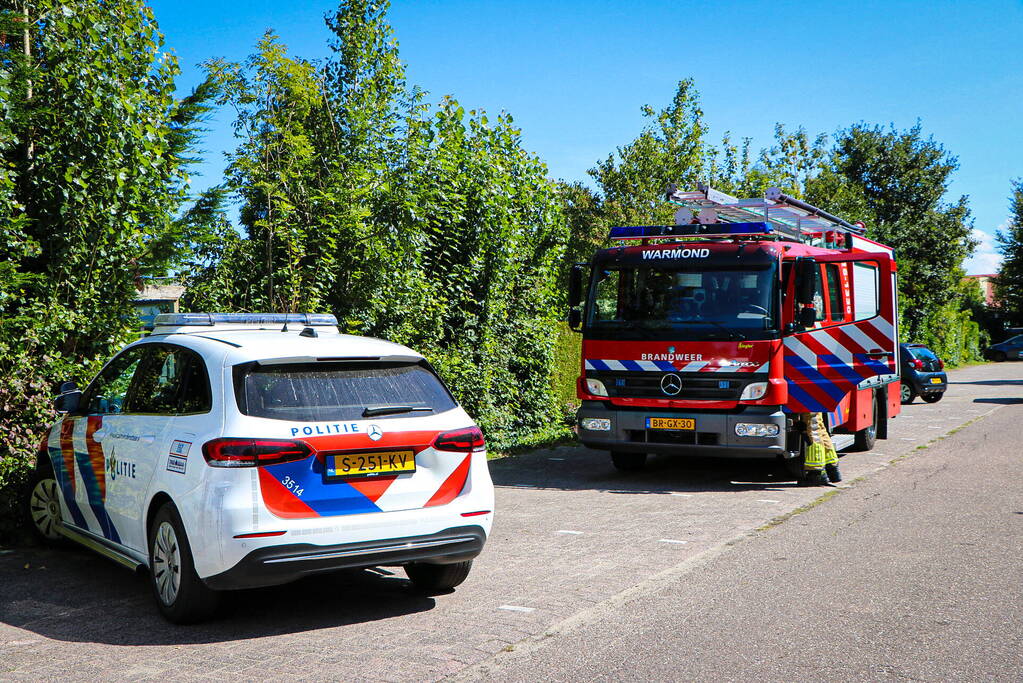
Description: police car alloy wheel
xmin=152 ymin=521 xmax=181 ymax=606
xmin=148 ymin=503 xmax=220 ymax=624
xmin=28 ymin=473 xmax=63 ymax=542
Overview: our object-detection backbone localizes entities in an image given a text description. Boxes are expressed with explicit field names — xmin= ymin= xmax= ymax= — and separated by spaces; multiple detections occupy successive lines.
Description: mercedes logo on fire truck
xmin=660 ymin=373 xmax=683 ymax=396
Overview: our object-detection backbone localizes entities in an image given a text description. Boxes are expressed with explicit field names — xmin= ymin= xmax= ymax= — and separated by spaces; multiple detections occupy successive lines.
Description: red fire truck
xmin=567 ymin=184 xmax=901 ymax=477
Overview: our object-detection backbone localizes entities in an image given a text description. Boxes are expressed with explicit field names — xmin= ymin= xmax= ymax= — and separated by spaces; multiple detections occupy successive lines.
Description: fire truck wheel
xmin=610 ymin=451 xmax=647 ymax=472
xmin=779 ymin=454 xmax=805 ymax=480
xmin=852 ymin=394 xmax=878 ymax=451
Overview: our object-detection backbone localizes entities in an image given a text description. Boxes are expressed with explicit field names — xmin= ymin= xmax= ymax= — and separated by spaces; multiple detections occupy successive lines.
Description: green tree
xmin=0 ymin=0 xmax=211 ymax=542
xmin=807 ymin=123 xmax=976 ymax=347
xmin=186 ymin=1 xmax=570 ymax=448
xmin=708 ymin=125 xmax=828 ymax=199
xmin=0 ymin=0 xmax=210 ymax=360
xmin=590 ymin=78 xmax=708 ymax=225
xmin=994 ymin=179 xmax=1023 ymax=325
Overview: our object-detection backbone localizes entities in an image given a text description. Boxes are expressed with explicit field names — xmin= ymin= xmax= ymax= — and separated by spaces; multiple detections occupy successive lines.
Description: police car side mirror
xmin=798 ymin=306 xmax=817 ymax=328
xmin=54 ymin=390 xmax=82 ymax=414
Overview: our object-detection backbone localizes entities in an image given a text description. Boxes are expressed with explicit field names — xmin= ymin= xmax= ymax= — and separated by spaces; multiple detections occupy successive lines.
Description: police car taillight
xmin=202 ymin=438 xmax=313 ymax=467
xmin=433 ymin=427 xmax=486 ymax=453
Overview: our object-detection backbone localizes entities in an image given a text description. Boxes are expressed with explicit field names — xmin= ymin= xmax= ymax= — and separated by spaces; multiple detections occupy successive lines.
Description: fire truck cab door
xmin=784 ymin=252 xmax=897 ymax=413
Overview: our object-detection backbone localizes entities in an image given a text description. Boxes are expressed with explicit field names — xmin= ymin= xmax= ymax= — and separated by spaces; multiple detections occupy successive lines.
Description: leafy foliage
xmin=590 ymin=79 xmax=707 ymax=226
xmin=995 ymin=179 xmax=1023 ymax=325
xmin=0 ymin=1 xmax=211 ymax=542
xmin=807 ymin=123 xmax=978 ymax=356
xmin=184 ymin=3 xmax=570 ymax=448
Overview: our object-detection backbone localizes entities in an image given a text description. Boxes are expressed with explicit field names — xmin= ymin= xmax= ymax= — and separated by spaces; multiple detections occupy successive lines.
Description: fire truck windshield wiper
xmin=674 ymin=320 xmax=747 ymax=341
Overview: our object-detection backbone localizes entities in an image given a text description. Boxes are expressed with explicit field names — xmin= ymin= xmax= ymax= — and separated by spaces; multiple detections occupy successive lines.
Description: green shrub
xmin=0 ymin=353 xmax=58 ymax=545
xmin=551 ymin=322 xmax=582 ymax=424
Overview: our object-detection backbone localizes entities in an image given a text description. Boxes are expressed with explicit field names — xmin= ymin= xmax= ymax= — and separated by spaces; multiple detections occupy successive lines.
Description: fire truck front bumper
xmin=576 ymin=401 xmax=788 ymax=459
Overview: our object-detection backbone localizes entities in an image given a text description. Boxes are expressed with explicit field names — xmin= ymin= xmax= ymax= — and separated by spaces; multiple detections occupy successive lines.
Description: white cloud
xmin=963 ymin=225 xmax=1004 ymax=275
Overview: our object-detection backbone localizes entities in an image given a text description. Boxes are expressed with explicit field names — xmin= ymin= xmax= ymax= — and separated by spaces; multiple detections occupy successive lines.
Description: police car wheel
xmin=148 ymin=503 xmax=219 ymax=624
xmin=26 ymin=468 xmax=66 ymax=545
xmin=610 ymin=451 xmax=647 ymax=472
xmin=405 ymin=560 xmax=473 ymax=594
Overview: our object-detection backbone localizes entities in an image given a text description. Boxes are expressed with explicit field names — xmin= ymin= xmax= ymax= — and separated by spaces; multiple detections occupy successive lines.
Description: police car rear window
xmin=233 ymin=361 xmax=457 ymax=422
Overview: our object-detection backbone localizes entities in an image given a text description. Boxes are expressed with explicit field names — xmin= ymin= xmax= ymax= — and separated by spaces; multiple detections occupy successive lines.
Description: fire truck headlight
xmin=580 ymin=418 xmax=612 ymax=432
xmin=735 ymin=422 xmax=780 ymax=437
xmin=738 ymin=381 xmax=768 ymax=401
xmin=585 ymin=378 xmax=609 ymax=397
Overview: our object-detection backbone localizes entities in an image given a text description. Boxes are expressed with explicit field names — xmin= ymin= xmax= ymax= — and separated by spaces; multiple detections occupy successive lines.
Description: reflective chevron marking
xmin=585 ymin=359 xmax=768 ymax=373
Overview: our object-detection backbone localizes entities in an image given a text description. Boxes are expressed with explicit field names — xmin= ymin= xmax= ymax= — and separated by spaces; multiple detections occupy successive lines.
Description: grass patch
xmin=487 ymin=432 xmax=577 ymax=460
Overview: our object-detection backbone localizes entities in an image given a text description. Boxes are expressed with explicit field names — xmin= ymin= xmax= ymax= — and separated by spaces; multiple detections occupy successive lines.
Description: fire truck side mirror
xmin=568 ymin=265 xmax=584 ymax=309
xmin=794 ymin=257 xmax=818 ymax=305
xmin=568 ymin=308 xmax=582 ymax=330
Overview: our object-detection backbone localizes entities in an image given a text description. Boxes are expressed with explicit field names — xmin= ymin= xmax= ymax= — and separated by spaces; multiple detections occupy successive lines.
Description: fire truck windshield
xmin=586 ymin=263 xmax=779 ymax=341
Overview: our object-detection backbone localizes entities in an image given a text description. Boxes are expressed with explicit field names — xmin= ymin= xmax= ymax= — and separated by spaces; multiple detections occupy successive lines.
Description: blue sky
xmin=150 ymin=0 xmax=1023 ymax=274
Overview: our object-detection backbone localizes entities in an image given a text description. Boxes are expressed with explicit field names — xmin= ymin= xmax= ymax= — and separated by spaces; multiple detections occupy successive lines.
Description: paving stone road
xmin=1 ymin=361 xmax=1020 ymax=681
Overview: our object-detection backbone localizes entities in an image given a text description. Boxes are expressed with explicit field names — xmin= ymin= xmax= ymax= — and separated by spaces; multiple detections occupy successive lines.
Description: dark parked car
xmin=985 ymin=334 xmax=1023 ymax=362
xmin=899 ymin=343 xmax=947 ymax=404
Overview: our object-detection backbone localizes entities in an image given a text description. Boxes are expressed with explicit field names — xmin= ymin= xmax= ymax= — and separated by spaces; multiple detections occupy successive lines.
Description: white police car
xmin=28 ymin=313 xmax=494 ymax=623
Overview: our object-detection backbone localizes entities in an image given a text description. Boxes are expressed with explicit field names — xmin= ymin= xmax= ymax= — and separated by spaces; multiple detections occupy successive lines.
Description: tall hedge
xmin=0 ymin=1 xmax=210 ymax=543
xmin=183 ymin=3 xmax=570 ymax=449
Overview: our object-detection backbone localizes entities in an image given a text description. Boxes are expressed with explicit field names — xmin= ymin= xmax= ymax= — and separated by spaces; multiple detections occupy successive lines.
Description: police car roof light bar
xmin=153 ymin=312 xmax=339 ymax=328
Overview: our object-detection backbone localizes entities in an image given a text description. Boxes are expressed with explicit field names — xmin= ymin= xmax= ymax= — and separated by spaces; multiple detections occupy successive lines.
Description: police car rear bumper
xmin=203 ymin=525 xmax=487 ymax=590
xmin=576 ymin=401 xmax=787 ymax=459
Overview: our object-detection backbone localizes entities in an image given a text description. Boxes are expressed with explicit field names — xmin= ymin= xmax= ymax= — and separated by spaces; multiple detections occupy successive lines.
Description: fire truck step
xmin=832 ymin=434 xmax=855 ymax=452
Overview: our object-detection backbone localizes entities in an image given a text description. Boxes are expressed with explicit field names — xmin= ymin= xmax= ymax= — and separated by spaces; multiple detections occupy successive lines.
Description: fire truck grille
xmin=586 ymin=371 xmax=763 ymax=401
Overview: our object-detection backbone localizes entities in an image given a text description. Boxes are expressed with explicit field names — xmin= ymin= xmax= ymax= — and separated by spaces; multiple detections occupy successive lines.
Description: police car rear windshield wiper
xmin=361 ymin=405 xmax=434 ymax=417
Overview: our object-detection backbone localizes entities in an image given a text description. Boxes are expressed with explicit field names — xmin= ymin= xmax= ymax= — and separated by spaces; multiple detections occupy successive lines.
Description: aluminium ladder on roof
xmin=665 ymin=183 xmax=866 ymax=244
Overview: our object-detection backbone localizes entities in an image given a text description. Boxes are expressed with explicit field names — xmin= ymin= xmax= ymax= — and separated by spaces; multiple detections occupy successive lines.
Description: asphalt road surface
xmin=2 ymin=361 xmax=1021 ymax=681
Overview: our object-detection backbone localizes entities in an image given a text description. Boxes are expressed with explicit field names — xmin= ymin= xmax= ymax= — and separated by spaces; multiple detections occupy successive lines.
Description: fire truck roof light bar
xmin=663 ymin=184 xmax=866 ymax=243
xmin=609 ymin=222 xmax=774 ymax=240
xmin=153 ymin=313 xmax=339 ymax=327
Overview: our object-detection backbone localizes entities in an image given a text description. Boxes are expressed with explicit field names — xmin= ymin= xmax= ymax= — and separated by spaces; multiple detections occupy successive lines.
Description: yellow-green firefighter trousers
xmin=801 ymin=413 xmax=838 ymax=471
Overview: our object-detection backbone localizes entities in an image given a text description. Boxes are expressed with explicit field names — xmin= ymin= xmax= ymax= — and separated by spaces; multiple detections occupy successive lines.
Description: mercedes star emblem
xmin=660 ymin=373 xmax=683 ymax=396
xmin=367 ymin=424 xmax=384 ymax=441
